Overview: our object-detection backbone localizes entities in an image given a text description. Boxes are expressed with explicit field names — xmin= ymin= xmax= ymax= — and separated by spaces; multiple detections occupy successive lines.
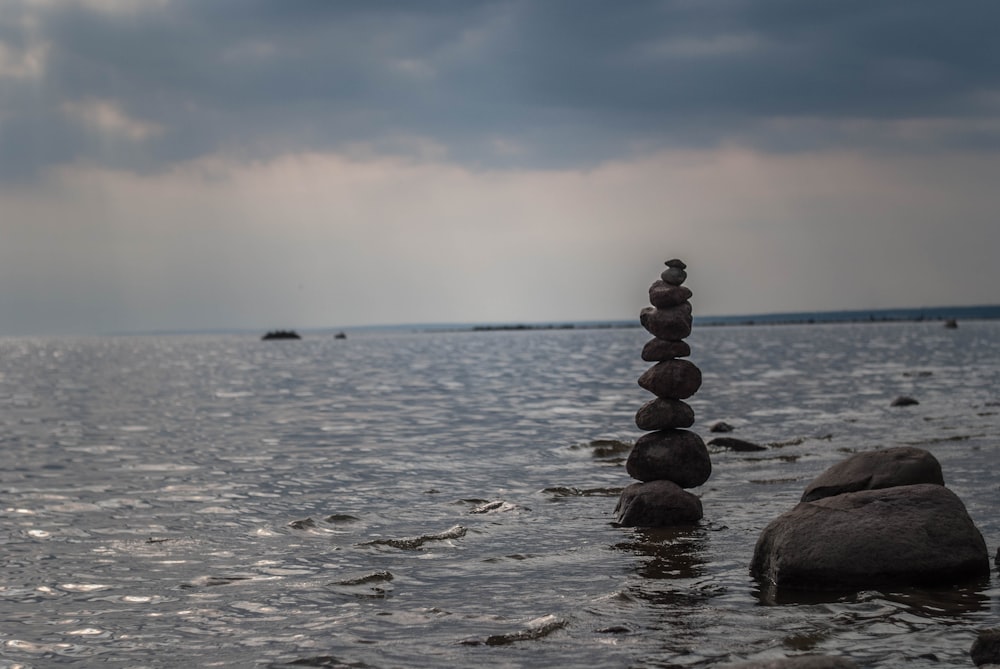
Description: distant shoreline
xmin=37 ymin=304 xmax=1000 ymax=338
xmin=441 ymin=304 xmax=1000 ymax=333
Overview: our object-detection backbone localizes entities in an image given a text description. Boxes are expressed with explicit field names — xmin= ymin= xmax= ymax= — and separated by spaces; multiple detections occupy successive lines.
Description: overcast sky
xmin=2 ymin=0 xmax=999 ymax=335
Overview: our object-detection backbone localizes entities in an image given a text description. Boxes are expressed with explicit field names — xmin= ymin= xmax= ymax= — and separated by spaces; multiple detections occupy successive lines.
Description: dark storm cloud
xmin=2 ymin=0 xmax=998 ymax=180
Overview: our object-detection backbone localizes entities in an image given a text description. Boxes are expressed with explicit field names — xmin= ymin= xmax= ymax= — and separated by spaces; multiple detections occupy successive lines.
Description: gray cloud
xmin=2 ymin=0 xmax=999 ymax=180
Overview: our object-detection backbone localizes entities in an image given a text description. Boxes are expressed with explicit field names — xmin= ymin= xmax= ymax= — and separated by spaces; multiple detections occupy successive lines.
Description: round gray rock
xmin=800 ymin=446 xmax=944 ymax=502
xmin=641 ymin=337 xmax=691 ymax=361
xmin=614 ymin=479 xmax=702 ymax=527
xmin=751 ymin=483 xmax=989 ymax=590
xmin=638 ymin=359 xmax=702 ymax=400
xmin=640 ymin=303 xmax=692 ymax=341
xmin=625 ymin=429 xmax=712 ymax=487
xmin=660 ymin=266 xmax=687 ymax=285
xmin=648 ymin=280 xmax=693 ymax=309
xmin=635 ymin=398 xmax=695 ymax=430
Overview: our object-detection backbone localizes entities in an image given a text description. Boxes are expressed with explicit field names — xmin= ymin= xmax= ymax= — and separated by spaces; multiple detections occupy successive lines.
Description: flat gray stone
xmin=708 ymin=436 xmax=765 ymax=452
xmin=800 ymin=446 xmax=944 ymax=502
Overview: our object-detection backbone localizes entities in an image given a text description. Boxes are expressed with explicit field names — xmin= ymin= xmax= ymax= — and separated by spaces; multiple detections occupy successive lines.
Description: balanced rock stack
xmin=614 ymin=259 xmax=712 ymax=527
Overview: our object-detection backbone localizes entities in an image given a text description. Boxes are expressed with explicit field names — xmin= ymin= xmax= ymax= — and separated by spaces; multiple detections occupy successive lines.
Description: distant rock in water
xmin=708 ymin=436 xmax=766 ymax=452
xmin=891 ymin=395 xmax=919 ymax=407
xmin=262 ymin=330 xmax=301 ymax=340
xmin=334 ymin=331 xmax=347 ymax=339
xmin=971 ymin=629 xmax=1000 ymax=667
xmin=945 ymin=318 xmax=958 ymax=329
xmin=709 ymin=421 xmax=734 ymax=433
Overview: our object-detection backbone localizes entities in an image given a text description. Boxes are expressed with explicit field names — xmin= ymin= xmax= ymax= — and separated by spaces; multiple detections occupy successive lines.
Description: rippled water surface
xmin=1 ymin=322 xmax=998 ymax=667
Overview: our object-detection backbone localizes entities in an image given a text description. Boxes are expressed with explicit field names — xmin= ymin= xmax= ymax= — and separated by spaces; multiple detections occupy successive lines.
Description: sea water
xmin=1 ymin=321 xmax=998 ymax=667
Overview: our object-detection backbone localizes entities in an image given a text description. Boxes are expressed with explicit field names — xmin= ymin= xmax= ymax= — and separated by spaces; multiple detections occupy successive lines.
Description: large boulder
xmin=800 ymin=446 xmax=944 ymax=502
xmin=625 ymin=429 xmax=712 ymax=488
xmin=614 ymin=479 xmax=703 ymax=527
xmin=751 ymin=483 xmax=989 ymax=590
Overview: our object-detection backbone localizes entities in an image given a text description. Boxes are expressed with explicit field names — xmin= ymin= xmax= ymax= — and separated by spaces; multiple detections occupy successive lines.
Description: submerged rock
xmin=750 ymin=483 xmax=989 ymax=590
xmin=722 ymin=657 xmax=859 ymax=669
xmin=615 ymin=479 xmax=702 ymax=527
xmin=708 ymin=436 xmax=765 ymax=452
xmin=891 ymin=395 xmax=919 ymax=407
xmin=800 ymin=446 xmax=944 ymax=502
xmin=971 ymin=629 xmax=1000 ymax=666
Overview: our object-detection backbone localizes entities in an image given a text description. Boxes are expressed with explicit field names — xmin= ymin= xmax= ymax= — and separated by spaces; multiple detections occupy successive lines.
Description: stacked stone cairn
xmin=614 ymin=259 xmax=712 ymax=527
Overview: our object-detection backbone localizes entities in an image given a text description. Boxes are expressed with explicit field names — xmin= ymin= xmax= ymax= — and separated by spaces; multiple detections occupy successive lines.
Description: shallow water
xmin=1 ymin=321 xmax=998 ymax=667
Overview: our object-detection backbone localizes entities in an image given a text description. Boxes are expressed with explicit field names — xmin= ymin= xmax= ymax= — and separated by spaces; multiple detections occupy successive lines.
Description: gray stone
xmin=891 ymin=395 xmax=919 ymax=407
xmin=721 ymin=657 xmax=858 ymax=669
xmin=972 ymin=629 xmax=1000 ymax=666
xmin=709 ymin=421 xmax=734 ymax=433
xmin=660 ymin=266 xmax=687 ymax=285
xmin=800 ymin=446 xmax=944 ymax=503
xmin=648 ymin=280 xmax=693 ymax=309
xmin=750 ymin=484 xmax=989 ymax=590
xmin=614 ymin=479 xmax=702 ymax=527
xmin=664 ymin=258 xmax=687 ymax=270
xmin=625 ymin=429 xmax=712 ymax=487
xmin=641 ymin=337 xmax=691 ymax=361
xmin=708 ymin=436 xmax=766 ymax=452
xmin=640 ymin=303 xmax=692 ymax=341
xmin=638 ymin=359 xmax=702 ymax=400
xmin=635 ymin=398 xmax=695 ymax=430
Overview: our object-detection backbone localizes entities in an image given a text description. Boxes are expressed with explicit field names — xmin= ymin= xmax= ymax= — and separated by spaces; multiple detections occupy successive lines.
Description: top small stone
xmin=665 ymin=259 xmax=687 ymax=270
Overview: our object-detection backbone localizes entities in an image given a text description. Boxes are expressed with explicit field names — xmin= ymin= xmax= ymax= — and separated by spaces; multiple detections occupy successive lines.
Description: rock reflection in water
xmin=614 ymin=527 xmax=708 ymax=581
xmin=754 ymin=577 xmax=991 ymax=615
